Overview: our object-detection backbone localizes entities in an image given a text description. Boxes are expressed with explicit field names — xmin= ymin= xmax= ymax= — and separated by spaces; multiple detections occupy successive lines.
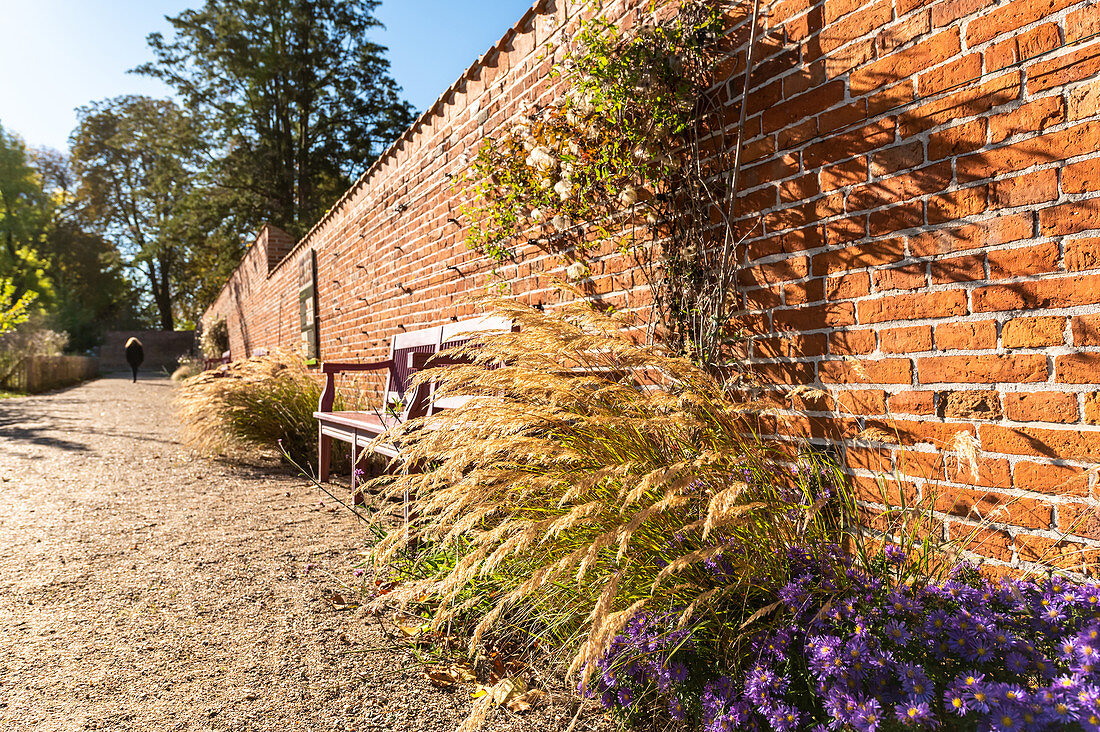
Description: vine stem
xmin=712 ymin=0 xmax=762 ymax=354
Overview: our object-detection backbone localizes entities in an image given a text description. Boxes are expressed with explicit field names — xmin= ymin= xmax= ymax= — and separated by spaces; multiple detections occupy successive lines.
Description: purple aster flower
xmin=894 ymin=700 xmax=931 ymax=726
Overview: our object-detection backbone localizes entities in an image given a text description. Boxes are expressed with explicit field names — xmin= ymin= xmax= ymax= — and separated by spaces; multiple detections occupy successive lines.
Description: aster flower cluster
xmin=592 ymin=543 xmax=1100 ymax=731
xmin=589 ymin=611 xmax=698 ymax=725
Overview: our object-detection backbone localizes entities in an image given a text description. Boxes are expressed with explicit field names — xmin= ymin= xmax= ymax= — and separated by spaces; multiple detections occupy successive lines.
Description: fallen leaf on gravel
xmin=505 ymin=689 xmax=545 ymax=713
xmin=423 ymin=665 xmax=476 ymax=687
xmin=472 ymin=677 xmax=526 ymax=706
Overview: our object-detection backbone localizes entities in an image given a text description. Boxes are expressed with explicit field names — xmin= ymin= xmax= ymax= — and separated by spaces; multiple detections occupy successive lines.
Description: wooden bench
xmin=313 ymin=316 xmax=511 ymax=492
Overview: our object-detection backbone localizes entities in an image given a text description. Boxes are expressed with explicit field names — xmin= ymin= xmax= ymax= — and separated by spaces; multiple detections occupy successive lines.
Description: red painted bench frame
xmin=313 ymin=316 xmax=511 ymax=493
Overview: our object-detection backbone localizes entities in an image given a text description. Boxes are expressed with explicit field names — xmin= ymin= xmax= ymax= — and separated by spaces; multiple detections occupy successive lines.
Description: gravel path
xmin=0 ymin=374 xmax=607 ymax=732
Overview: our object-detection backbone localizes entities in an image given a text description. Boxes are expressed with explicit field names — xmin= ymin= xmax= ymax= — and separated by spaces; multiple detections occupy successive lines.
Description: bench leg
xmin=318 ymin=430 xmax=331 ymax=482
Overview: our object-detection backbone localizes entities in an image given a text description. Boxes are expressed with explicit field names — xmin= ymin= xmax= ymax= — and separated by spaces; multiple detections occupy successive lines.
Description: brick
xmin=829 ymin=329 xmax=877 ymax=355
xmin=930 ymin=253 xmax=984 ymax=284
xmin=819 ymin=1 xmax=892 ymax=55
xmin=858 ymin=289 xmax=968 ymax=324
xmin=870 ymin=142 xmax=924 ymax=177
xmin=772 ymin=302 xmax=856 ymax=331
xmin=1066 ymin=239 xmax=1100 ymax=272
xmin=1002 ymin=316 xmax=1065 ymax=348
xmin=824 ymin=216 xmax=866 ymax=248
xmin=990 ymin=170 xmax=1058 ymax=211
xmin=1072 ymin=314 xmax=1100 ymax=346
xmin=1059 ymin=503 xmax=1100 ymax=540
xmin=898 ymin=72 xmax=1021 ymax=138
xmin=1028 ymin=43 xmax=1100 ymax=94
xmin=824 ymin=38 xmax=875 ymax=78
xmin=846 ymin=445 xmax=892 ymax=472
xmin=981 ymin=423 xmax=1100 ymax=460
xmin=837 ymin=389 xmax=888 ymax=415
xmin=876 ymin=11 xmax=930 ymax=55
xmin=826 ymin=272 xmax=871 ymax=300
xmin=985 ymin=23 xmax=1060 ymax=73
xmin=819 ymin=357 xmax=914 ymax=384
xmin=928 ymin=118 xmax=986 ymax=161
xmin=1067 ymin=3 xmax=1100 ymax=42
xmin=869 ymin=202 xmax=925 ymax=236
xmin=848 ymin=163 xmax=952 ymax=212
xmin=820 ymin=156 xmax=867 ymax=192
xmin=927 ymin=185 xmax=987 ymax=224
xmin=804 ymin=118 xmax=896 ymax=168
xmin=812 ymin=238 xmax=905 ymax=275
xmin=968 ymin=121 xmax=1100 ymax=182
xmin=763 ymin=81 xmax=845 ymax=133
xmin=988 ymin=95 xmax=1066 ymax=144
xmin=910 ymin=214 xmax=1033 ymax=257
xmin=738 ymin=257 xmax=810 ymax=287
xmin=1057 ymin=353 xmax=1100 ymax=384
xmin=868 ymin=80 xmax=916 ymax=116
xmin=880 ymin=325 xmax=933 ymax=353
xmin=778 ymin=174 xmax=821 ymax=203
xmin=784 ymin=278 xmax=825 ymax=305
xmin=935 ymin=320 xmax=997 ymax=350
xmin=1013 ymin=534 xmax=1100 ymax=570
xmin=888 ymin=390 xmax=935 ymax=414
xmin=973 ymin=274 xmax=1100 ymax=312
xmin=874 ymin=262 xmax=927 ymax=291
xmin=950 ymin=524 xmax=1012 ymax=561
xmin=919 ymin=52 xmax=982 ymax=96
xmin=851 ymin=29 xmax=961 ymax=95
xmin=917 ymin=354 xmax=1048 ymax=383
xmin=965 ymin=0 xmax=1077 ymax=46
xmin=896 ymin=448 xmax=945 ymax=480
xmin=1014 ymin=460 xmax=1091 ymax=496
xmin=1063 ymin=159 xmax=1100 ymax=196
xmin=931 ymin=0 xmax=996 ymax=28
xmin=1067 ymin=79 xmax=1100 ymax=122
xmin=936 ymin=488 xmax=1050 ymax=529
xmin=1004 ymin=391 xmax=1078 ymax=423
xmin=939 ymin=389 xmax=1002 ymax=419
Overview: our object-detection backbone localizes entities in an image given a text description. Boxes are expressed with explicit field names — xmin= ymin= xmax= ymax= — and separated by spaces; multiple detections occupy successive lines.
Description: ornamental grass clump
xmin=174 ymin=350 xmax=342 ymax=465
xmin=367 ymin=297 xmax=849 ymax=687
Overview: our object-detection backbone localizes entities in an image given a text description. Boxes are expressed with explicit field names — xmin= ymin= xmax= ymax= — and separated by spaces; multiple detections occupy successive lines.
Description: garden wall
xmin=204 ymin=0 xmax=1100 ymax=573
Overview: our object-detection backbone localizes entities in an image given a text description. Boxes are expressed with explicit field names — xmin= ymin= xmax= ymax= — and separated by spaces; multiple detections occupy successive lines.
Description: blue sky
xmin=0 ymin=0 xmax=535 ymax=151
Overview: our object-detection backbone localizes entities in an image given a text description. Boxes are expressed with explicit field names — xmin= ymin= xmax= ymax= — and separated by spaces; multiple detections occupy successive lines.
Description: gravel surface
xmin=0 ymin=374 xmax=613 ymax=732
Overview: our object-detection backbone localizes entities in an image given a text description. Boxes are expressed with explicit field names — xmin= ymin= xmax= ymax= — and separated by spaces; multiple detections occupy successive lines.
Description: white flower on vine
xmin=530 ymin=207 xmax=543 ymax=221
xmin=526 ymin=146 xmax=557 ymax=172
xmin=618 ymin=186 xmax=640 ymax=206
xmin=553 ymin=179 xmax=574 ymax=201
xmin=565 ymin=261 xmax=589 ymax=281
xmin=567 ymin=140 xmax=582 ymax=157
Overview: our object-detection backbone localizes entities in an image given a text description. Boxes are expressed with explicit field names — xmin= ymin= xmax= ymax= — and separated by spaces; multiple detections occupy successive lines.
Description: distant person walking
xmin=125 ymin=338 xmax=144 ymax=383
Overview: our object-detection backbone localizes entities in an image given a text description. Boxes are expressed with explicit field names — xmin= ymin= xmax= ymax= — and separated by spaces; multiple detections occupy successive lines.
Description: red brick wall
xmin=205 ymin=0 xmax=1100 ymax=572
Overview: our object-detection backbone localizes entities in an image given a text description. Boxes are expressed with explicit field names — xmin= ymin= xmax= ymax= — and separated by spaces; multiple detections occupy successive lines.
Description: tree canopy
xmin=70 ymin=96 xmax=203 ymax=331
xmin=136 ymin=0 xmax=417 ymax=238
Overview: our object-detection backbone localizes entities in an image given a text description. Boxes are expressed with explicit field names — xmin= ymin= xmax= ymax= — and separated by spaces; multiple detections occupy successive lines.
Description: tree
xmin=0 ymin=124 xmax=52 ymax=303
xmin=70 ymin=96 xmax=202 ymax=331
xmin=136 ymin=0 xmax=417 ymax=238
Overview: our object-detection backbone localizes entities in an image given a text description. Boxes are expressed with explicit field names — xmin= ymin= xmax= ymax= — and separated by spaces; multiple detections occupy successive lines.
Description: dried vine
xmin=460 ymin=0 xmax=749 ymax=363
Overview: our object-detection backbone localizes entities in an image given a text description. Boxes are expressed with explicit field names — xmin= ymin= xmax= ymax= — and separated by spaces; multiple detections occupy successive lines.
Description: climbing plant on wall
xmin=460 ymin=1 xmax=744 ymax=362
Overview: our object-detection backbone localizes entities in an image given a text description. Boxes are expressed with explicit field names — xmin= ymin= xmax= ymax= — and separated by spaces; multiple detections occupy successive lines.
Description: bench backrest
xmin=384 ymin=314 xmax=513 ymax=415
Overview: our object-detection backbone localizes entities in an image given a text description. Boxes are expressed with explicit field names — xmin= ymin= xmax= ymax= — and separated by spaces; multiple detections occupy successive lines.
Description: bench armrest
xmin=318 ymin=359 xmax=395 ymax=413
